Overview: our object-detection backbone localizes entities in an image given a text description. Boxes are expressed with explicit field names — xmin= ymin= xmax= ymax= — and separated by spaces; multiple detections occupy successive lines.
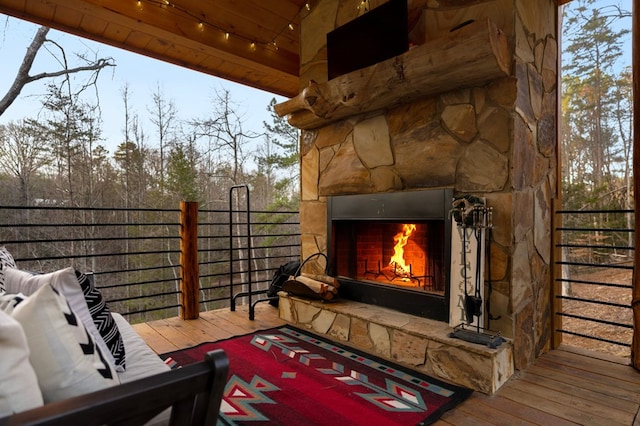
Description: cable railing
xmin=0 ymin=202 xmax=300 ymax=324
xmin=554 ymin=209 xmax=634 ymax=357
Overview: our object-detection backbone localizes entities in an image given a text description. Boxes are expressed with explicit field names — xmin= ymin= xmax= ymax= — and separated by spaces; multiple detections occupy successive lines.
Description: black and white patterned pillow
xmin=7 ymin=284 xmax=118 ymax=402
xmin=0 ymin=247 xmax=16 ymax=293
xmin=75 ymin=270 xmax=126 ymax=371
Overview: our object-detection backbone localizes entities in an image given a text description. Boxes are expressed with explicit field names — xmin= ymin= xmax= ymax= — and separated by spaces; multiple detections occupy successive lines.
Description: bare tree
xmin=148 ymin=83 xmax=177 ymax=194
xmin=192 ymin=89 xmax=259 ymax=184
xmin=0 ymin=26 xmax=115 ymax=116
xmin=0 ymin=120 xmax=52 ymax=205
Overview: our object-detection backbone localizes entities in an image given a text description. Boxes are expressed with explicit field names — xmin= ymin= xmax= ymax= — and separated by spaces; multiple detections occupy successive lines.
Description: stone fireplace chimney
xmin=280 ymin=0 xmax=558 ymax=386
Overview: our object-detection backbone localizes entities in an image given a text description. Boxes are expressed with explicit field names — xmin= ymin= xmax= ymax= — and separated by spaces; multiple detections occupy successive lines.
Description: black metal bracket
xmin=448 ymin=323 xmax=506 ymax=349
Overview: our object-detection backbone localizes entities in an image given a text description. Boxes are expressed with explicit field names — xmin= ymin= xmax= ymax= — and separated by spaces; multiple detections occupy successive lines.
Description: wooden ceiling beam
xmin=0 ymin=0 xmax=302 ymax=97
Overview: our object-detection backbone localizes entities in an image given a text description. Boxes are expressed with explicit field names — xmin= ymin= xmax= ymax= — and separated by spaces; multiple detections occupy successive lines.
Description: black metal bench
xmin=0 ymin=349 xmax=229 ymax=426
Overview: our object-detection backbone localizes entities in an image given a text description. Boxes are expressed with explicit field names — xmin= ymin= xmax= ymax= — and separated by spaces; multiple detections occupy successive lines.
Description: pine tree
xmin=562 ymin=0 xmax=630 ymax=210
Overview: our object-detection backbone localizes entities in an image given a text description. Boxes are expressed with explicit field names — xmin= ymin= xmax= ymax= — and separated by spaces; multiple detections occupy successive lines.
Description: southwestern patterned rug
xmin=160 ymin=326 xmax=472 ymax=425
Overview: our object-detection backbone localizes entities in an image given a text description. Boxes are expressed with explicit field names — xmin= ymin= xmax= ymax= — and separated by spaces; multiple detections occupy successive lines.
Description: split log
xmin=282 ymin=275 xmax=338 ymax=301
xmin=300 ymin=272 xmax=341 ymax=288
xmin=295 ymin=275 xmax=338 ymax=295
xmin=274 ymin=17 xmax=511 ymax=130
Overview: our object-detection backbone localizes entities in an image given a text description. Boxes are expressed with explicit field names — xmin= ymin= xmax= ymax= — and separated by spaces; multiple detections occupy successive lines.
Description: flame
xmin=389 ymin=223 xmax=416 ymax=274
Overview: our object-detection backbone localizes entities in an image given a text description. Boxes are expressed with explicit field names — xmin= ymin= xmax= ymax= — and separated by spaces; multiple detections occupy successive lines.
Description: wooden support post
xmin=180 ymin=201 xmax=199 ymax=320
xmin=632 ymin=0 xmax=639 ymax=370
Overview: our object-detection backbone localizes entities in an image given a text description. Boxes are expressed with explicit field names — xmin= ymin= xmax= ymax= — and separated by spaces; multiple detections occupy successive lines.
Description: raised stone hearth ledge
xmin=278 ymin=293 xmax=514 ymax=395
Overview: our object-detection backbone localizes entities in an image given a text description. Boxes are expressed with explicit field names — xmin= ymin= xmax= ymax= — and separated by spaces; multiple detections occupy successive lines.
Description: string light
xmin=358 ymin=0 xmax=370 ymax=13
xmin=134 ymin=0 xmax=311 ymax=53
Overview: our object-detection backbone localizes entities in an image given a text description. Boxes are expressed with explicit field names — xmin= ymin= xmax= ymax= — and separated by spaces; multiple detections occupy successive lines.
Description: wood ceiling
xmin=0 ymin=0 xmax=308 ymax=98
xmin=0 ymin=1 xmax=574 ymax=98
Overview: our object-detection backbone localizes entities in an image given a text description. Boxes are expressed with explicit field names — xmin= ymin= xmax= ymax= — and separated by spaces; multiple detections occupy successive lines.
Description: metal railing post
xmin=229 ymin=185 xmax=254 ymax=317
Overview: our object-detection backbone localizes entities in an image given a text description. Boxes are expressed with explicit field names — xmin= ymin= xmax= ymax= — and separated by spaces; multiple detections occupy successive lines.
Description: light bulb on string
xmin=134 ymin=0 xmax=308 ymax=55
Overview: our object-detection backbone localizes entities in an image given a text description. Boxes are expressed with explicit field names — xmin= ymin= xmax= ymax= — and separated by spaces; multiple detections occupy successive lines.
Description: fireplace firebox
xmin=327 ymin=189 xmax=453 ymax=321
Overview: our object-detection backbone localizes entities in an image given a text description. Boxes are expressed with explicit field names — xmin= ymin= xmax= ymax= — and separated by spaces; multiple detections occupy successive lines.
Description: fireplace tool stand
xmin=449 ymin=196 xmax=505 ymax=348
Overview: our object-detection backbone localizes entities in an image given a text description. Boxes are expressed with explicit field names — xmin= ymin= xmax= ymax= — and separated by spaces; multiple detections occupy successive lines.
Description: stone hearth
xmin=279 ymin=293 xmax=513 ymax=394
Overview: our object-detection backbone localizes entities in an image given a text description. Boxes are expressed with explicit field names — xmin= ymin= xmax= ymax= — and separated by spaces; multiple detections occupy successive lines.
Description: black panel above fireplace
xmin=326 ymin=0 xmax=408 ymax=80
xmin=327 ymin=189 xmax=453 ymax=322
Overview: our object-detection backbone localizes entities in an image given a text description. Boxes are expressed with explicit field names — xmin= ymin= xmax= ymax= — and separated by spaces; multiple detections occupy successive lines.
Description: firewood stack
xmin=282 ymin=273 xmax=339 ymax=301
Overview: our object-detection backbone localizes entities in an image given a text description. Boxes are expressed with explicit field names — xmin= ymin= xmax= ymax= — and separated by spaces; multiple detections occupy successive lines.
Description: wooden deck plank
xmin=134 ymin=306 xmax=640 ymax=425
xmin=130 ymin=322 xmax=178 ymax=354
xmin=520 ymin=368 xmax=639 ymax=414
xmin=534 ymin=356 xmax=639 ymax=392
xmin=532 ymin=358 xmax=640 ymax=403
xmin=541 ymin=348 xmax=640 ymax=385
xmin=141 ymin=318 xmax=202 ymax=350
xmin=557 ymin=343 xmax=631 ymax=366
xmin=452 ymin=397 xmax=538 ymax=426
xmin=513 ymin=372 xmax=636 ymax=424
xmin=471 ymin=394 xmax=580 ymax=426
xmin=499 ymin=382 xmax=623 ymax=426
xmin=433 ymin=407 xmax=495 ymax=425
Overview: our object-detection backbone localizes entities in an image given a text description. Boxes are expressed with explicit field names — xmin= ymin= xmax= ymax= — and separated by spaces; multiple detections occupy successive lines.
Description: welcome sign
xmin=449 ymin=199 xmax=487 ymax=329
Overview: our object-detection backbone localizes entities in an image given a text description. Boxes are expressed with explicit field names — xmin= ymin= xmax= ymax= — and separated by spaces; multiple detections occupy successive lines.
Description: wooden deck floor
xmin=133 ymin=304 xmax=640 ymax=425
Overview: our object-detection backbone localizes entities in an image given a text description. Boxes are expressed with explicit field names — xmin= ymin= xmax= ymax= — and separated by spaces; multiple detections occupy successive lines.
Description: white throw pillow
xmin=4 ymin=267 xmax=118 ymax=370
xmin=0 ymin=309 xmax=43 ymax=416
xmin=9 ymin=284 xmax=119 ymax=403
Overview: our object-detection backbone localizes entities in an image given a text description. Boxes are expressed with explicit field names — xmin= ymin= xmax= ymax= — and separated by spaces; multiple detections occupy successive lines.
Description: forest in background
xmin=0 ymin=17 xmax=301 ymax=320
xmin=0 ymin=1 xmax=631 ymax=218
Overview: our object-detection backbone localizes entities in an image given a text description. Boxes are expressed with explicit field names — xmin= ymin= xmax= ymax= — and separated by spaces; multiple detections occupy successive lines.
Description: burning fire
xmin=389 ymin=223 xmax=416 ymax=275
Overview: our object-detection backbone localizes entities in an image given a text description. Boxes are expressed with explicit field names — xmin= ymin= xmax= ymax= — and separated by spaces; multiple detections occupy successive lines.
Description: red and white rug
xmin=161 ymin=326 xmax=472 ymax=425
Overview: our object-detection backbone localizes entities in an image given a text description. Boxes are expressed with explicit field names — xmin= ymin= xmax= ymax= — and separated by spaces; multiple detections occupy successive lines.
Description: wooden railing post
xmin=632 ymin=0 xmax=639 ymax=370
xmin=180 ymin=201 xmax=199 ymax=320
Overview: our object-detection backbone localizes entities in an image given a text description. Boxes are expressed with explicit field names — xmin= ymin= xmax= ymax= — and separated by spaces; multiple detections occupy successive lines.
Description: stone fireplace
xmin=328 ymin=189 xmax=452 ymax=321
xmin=276 ymin=0 xmax=558 ymax=394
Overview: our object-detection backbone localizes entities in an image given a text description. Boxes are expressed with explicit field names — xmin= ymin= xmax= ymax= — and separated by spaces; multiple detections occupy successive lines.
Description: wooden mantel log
xmin=274 ymin=17 xmax=511 ymax=130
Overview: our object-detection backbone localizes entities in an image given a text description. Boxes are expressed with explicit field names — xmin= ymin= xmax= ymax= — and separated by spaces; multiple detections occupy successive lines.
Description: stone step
xmin=278 ymin=294 xmax=513 ymax=394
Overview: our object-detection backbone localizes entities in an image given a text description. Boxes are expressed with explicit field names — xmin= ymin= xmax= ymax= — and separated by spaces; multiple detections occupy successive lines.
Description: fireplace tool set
xmin=449 ymin=195 xmax=505 ymax=348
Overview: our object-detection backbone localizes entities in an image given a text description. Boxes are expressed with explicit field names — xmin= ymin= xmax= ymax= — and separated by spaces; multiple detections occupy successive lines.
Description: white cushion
xmin=112 ymin=313 xmax=170 ymax=384
xmin=8 ymin=284 xmax=119 ymax=403
xmin=112 ymin=313 xmax=172 ymax=426
xmin=4 ymin=267 xmax=118 ymax=370
xmin=0 ymin=309 xmax=43 ymax=416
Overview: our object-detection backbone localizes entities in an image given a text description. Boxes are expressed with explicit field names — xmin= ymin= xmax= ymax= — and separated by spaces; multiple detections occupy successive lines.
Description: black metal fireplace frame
xmin=327 ymin=188 xmax=453 ymax=322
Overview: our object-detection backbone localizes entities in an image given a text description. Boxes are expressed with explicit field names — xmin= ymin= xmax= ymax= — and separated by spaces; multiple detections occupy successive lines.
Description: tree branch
xmin=0 ymin=26 xmax=115 ymax=116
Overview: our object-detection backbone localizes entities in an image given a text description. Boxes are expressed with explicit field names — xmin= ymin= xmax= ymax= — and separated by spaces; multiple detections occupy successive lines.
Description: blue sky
xmin=0 ymin=15 xmax=285 ymax=154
